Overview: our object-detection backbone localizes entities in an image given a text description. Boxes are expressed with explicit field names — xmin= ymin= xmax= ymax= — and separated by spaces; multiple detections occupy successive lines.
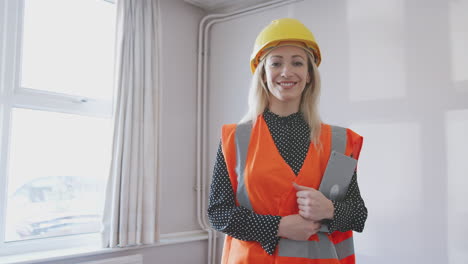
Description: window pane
xmin=20 ymin=0 xmax=116 ymax=99
xmin=5 ymin=108 xmax=113 ymax=241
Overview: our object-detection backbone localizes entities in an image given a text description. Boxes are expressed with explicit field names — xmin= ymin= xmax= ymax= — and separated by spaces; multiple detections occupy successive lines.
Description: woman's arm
xmin=207 ymin=142 xmax=281 ymax=255
xmin=327 ymin=171 xmax=368 ymax=233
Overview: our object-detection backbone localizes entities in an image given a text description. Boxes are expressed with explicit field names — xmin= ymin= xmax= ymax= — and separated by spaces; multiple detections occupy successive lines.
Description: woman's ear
xmin=307 ymin=73 xmax=311 ymax=84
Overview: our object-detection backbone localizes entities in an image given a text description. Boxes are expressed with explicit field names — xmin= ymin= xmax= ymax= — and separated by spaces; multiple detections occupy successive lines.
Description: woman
xmin=208 ymin=18 xmax=367 ymax=264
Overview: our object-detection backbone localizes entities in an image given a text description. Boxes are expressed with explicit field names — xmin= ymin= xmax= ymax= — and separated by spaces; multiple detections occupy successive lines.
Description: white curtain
xmin=102 ymin=0 xmax=159 ymax=248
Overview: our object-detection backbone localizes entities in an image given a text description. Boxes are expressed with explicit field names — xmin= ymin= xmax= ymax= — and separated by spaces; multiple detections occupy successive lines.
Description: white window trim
xmin=0 ymin=0 xmax=115 ymax=257
xmin=0 ymin=230 xmax=209 ymax=264
xmin=0 ymin=233 xmax=102 ymax=257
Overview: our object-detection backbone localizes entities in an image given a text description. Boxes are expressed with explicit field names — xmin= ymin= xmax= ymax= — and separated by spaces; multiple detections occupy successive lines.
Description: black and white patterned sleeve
xmin=328 ymin=171 xmax=368 ymax=233
xmin=207 ymin=141 xmax=281 ymax=255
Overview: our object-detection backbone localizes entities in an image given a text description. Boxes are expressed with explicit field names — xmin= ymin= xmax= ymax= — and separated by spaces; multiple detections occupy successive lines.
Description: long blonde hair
xmin=240 ymin=52 xmax=322 ymax=146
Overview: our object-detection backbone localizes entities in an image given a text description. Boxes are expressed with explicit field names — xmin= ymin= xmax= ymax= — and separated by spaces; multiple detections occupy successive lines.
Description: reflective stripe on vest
xmin=234 ymin=122 xmax=354 ymax=261
xmin=318 ymin=125 xmax=346 ymax=234
xmin=331 ymin=125 xmax=347 ymax=155
xmin=329 ymin=125 xmax=355 ymax=260
xmin=234 ymin=121 xmax=253 ymax=211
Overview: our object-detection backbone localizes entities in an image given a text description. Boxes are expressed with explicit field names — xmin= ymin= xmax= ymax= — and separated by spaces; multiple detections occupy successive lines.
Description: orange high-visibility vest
xmin=220 ymin=115 xmax=363 ymax=264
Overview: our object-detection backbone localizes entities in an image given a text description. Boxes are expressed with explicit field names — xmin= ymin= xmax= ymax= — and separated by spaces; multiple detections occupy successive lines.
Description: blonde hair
xmin=240 ymin=52 xmax=323 ymax=146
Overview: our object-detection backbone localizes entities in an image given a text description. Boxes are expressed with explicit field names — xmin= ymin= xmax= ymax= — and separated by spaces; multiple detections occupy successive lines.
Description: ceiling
xmin=184 ymin=0 xmax=273 ymax=13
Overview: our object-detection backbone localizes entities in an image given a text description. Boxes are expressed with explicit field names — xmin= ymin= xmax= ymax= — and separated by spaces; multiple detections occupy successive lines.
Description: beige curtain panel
xmin=101 ymin=0 xmax=160 ymax=248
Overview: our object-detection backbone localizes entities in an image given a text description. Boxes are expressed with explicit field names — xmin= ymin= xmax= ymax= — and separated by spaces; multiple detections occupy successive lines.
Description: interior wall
xmin=207 ymin=0 xmax=468 ymax=263
xmin=157 ymin=0 xmax=204 ymax=235
xmin=31 ymin=0 xmax=208 ymax=263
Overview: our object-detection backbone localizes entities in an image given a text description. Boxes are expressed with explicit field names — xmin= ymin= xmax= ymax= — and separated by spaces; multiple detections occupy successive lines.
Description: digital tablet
xmin=318 ymin=151 xmax=357 ymax=233
xmin=319 ymin=151 xmax=358 ymax=201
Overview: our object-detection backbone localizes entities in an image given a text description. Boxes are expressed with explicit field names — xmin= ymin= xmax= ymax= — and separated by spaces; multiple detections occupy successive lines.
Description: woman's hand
xmin=294 ymin=182 xmax=334 ymax=221
xmin=277 ymin=214 xmax=321 ymax=240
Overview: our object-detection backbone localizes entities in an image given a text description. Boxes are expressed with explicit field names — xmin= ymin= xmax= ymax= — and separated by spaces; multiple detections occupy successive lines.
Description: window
xmin=0 ymin=0 xmax=116 ymax=255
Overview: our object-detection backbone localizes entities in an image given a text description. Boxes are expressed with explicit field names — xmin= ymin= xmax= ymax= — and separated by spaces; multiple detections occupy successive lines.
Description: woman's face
xmin=264 ymin=44 xmax=310 ymax=108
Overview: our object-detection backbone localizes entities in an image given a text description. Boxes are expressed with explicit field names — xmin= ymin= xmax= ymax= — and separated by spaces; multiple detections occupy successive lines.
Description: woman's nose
xmin=280 ymin=65 xmax=292 ymax=78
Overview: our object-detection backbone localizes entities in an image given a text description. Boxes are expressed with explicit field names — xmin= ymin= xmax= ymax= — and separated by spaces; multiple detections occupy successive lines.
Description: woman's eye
xmin=293 ymin=61 xmax=304 ymax=66
xmin=270 ymin=62 xmax=281 ymax=67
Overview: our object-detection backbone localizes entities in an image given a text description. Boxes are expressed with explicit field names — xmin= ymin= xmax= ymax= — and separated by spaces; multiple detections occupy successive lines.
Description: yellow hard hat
xmin=250 ymin=18 xmax=321 ymax=73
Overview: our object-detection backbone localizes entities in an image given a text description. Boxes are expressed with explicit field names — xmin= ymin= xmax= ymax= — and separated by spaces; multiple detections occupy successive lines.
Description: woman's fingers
xmin=297 ymin=189 xmax=333 ymax=221
xmin=299 ymin=208 xmax=315 ymax=221
xmin=278 ymin=214 xmax=322 ymax=240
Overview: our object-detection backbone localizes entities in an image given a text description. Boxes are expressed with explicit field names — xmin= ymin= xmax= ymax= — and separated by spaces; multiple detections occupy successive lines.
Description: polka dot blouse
xmin=207 ymin=109 xmax=368 ymax=255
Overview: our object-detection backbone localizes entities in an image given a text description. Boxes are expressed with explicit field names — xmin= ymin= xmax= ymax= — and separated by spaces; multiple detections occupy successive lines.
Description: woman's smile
xmin=276 ymin=81 xmax=298 ymax=89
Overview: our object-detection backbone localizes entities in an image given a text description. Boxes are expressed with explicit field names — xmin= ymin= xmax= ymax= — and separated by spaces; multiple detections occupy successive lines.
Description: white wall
xmin=157 ymin=0 xmax=204 ymax=235
xmin=207 ymin=0 xmax=468 ymax=263
xmin=33 ymin=0 xmax=208 ymax=263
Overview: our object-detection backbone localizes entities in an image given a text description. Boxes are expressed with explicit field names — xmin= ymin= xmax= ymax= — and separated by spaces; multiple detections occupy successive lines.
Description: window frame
xmin=0 ymin=0 xmax=115 ymax=256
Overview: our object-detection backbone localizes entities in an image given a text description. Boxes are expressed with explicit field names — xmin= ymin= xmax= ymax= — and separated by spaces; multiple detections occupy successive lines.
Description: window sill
xmin=0 ymin=230 xmax=209 ymax=264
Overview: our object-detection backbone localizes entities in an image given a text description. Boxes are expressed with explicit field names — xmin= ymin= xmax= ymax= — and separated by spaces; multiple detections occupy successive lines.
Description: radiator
xmin=78 ymin=254 xmax=143 ymax=264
